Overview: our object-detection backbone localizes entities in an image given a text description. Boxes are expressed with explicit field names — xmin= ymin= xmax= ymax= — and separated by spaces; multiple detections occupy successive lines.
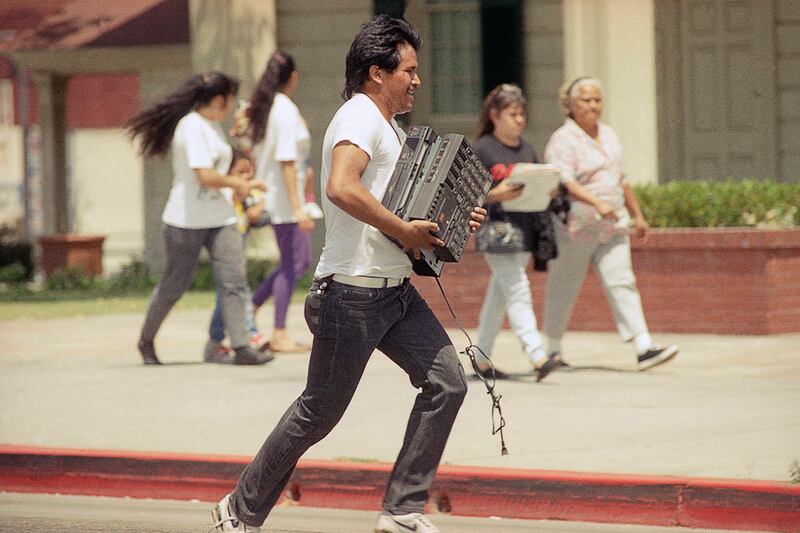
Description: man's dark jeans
xmin=230 ymin=278 xmax=467 ymax=526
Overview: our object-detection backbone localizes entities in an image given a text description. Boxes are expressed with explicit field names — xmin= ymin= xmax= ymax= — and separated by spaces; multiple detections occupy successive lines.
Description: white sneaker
xmin=375 ymin=512 xmax=440 ymax=533
xmin=210 ymin=494 xmax=260 ymax=532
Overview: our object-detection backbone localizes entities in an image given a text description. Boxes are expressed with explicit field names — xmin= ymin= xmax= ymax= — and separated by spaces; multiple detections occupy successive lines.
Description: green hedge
xmin=2 ymin=258 xmax=284 ymax=298
xmin=633 ymin=180 xmax=800 ymax=228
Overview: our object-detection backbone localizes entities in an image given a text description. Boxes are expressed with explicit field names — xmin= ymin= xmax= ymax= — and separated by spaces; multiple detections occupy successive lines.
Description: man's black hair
xmin=342 ymin=14 xmax=422 ymax=100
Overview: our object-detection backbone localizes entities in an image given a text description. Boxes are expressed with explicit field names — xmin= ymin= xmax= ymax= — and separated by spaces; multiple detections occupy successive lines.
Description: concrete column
xmin=189 ymin=0 xmax=276 ymax=96
xmin=138 ymin=68 xmax=192 ymax=274
xmin=562 ymin=0 xmax=658 ymax=183
xmin=31 ymin=71 xmax=68 ymax=234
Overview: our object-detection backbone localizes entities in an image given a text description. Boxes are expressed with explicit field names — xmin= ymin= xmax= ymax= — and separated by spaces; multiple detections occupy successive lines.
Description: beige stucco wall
xmin=563 ymin=0 xmax=658 ymax=184
xmin=0 ymin=125 xmax=24 ymax=230
xmin=69 ymin=129 xmax=144 ymax=273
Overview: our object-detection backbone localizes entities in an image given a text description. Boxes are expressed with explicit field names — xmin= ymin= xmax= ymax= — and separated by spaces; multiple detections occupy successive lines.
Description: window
xmin=374 ymin=0 xmax=524 ymax=116
xmin=428 ymin=0 xmax=483 ymax=114
xmin=426 ymin=0 xmax=523 ymax=115
xmin=480 ymin=0 xmax=524 ymax=95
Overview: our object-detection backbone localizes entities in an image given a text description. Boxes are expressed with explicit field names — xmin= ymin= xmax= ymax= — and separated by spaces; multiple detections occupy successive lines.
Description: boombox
xmin=382 ymin=126 xmax=492 ymax=277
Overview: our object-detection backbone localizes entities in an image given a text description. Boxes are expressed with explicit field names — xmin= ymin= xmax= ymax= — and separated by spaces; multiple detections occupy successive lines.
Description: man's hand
xmin=398 ymin=220 xmax=444 ymax=259
xmin=468 ymin=206 xmax=487 ymax=232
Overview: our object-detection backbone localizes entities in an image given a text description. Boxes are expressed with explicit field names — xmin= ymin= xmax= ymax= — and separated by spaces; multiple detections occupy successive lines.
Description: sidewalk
xmin=1 ymin=303 xmax=799 ymax=529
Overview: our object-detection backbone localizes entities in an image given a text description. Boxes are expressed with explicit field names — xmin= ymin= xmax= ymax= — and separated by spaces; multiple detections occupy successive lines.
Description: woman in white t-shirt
xmin=128 ymin=71 xmax=272 ymax=366
xmin=246 ymin=51 xmax=314 ymax=352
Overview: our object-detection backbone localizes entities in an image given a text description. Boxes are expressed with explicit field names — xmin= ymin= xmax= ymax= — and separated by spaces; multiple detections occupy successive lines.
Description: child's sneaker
xmin=203 ymin=340 xmax=233 ymax=364
xmin=249 ymin=333 xmax=270 ymax=352
xmin=375 ymin=512 xmax=440 ymax=533
xmin=210 ymin=493 xmax=260 ymax=532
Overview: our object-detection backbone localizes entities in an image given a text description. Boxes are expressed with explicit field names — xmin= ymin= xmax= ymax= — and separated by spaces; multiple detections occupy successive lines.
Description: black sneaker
xmin=547 ymin=351 xmax=571 ymax=368
xmin=475 ymin=365 xmax=510 ymax=380
xmin=637 ymin=344 xmax=679 ymax=371
xmin=137 ymin=338 xmax=161 ymax=365
xmin=233 ymin=345 xmax=274 ymax=365
xmin=535 ymin=353 xmax=561 ymax=382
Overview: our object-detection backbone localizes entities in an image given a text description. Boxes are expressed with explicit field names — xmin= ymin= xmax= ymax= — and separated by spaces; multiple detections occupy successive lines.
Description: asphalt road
xmin=0 ymin=492 xmax=759 ymax=533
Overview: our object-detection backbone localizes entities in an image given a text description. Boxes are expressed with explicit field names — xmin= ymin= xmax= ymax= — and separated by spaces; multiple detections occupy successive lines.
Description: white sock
xmin=633 ymin=332 xmax=653 ymax=355
xmin=527 ymin=347 xmax=546 ymax=366
xmin=546 ymin=337 xmax=561 ymax=355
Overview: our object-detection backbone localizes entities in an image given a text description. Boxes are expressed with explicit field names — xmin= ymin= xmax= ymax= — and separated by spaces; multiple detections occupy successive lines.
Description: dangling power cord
xmin=435 ymin=277 xmax=508 ymax=456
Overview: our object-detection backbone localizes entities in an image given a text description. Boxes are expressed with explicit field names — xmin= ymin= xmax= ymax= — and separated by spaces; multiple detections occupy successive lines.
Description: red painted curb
xmin=1 ymin=445 xmax=798 ymax=531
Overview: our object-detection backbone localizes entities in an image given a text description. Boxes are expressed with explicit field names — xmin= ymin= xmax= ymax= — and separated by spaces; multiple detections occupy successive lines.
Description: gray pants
xmin=544 ymin=224 xmax=648 ymax=342
xmin=229 ymin=278 xmax=467 ymax=527
xmin=140 ymin=223 xmax=249 ymax=348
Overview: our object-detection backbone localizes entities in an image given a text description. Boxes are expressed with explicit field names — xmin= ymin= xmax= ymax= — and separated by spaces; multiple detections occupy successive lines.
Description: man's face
xmin=379 ymin=42 xmax=420 ymax=115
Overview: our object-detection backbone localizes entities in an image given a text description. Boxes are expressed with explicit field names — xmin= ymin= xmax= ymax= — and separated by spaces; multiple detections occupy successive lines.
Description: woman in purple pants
xmin=247 ymin=51 xmax=313 ymax=352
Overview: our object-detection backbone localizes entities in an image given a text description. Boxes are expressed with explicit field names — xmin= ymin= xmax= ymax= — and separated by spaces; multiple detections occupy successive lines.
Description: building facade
xmin=1 ymin=0 xmax=797 ymax=275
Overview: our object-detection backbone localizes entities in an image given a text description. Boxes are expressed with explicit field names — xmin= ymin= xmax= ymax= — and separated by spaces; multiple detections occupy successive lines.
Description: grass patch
xmin=0 ymin=257 xmax=311 ymax=321
xmin=0 ymin=291 xmax=217 ymax=321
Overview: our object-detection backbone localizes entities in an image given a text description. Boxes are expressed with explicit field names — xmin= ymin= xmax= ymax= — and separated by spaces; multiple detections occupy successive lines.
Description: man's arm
xmin=326 ymin=142 xmax=443 ymax=259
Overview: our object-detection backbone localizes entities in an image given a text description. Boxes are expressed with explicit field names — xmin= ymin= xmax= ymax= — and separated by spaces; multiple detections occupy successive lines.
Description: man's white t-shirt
xmin=162 ymin=111 xmax=236 ymax=229
xmin=253 ymin=92 xmax=311 ymax=224
xmin=314 ymin=93 xmax=412 ymax=279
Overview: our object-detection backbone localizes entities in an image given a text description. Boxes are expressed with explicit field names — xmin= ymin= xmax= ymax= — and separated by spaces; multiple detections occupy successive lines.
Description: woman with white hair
xmin=543 ymin=77 xmax=678 ymax=370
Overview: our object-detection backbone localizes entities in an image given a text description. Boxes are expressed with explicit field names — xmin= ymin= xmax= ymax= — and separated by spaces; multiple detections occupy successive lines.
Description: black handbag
xmin=475 ymin=219 xmax=525 ymax=254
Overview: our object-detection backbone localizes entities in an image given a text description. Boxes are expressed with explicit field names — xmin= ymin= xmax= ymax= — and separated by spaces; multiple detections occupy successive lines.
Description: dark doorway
xmin=480 ymin=0 xmax=523 ymax=95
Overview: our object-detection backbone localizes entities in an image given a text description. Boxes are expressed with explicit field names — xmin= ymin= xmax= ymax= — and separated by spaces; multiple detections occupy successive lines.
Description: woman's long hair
xmin=248 ymin=51 xmax=296 ymax=145
xmin=127 ymin=71 xmax=239 ymax=158
xmin=476 ymin=83 xmax=527 ymax=138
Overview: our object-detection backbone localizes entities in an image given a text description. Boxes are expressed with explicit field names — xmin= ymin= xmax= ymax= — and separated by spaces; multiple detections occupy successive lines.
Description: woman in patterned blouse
xmin=543 ymin=77 xmax=678 ymax=371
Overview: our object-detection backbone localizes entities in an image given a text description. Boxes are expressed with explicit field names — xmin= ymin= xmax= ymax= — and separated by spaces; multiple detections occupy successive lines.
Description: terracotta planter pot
xmin=412 ymin=228 xmax=800 ymax=335
xmin=37 ymin=234 xmax=106 ymax=278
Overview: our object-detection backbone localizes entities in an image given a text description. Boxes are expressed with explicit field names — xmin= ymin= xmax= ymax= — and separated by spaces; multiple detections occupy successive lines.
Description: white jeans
xmin=543 ymin=224 xmax=649 ymax=343
xmin=476 ymin=251 xmax=544 ymax=364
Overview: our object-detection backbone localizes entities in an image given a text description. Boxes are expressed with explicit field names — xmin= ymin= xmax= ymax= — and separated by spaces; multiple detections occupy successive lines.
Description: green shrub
xmin=0 ymin=240 xmax=33 ymax=280
xmin=0 ymin=261 xmax=27 ymax=283
xmin=246 ymin=258 xmax=276 ymax=289
xmin=633 ymin=180 xmax=800 ymax=228
xmin=45 ymin=266 xmax=97 ymax=291
xmin=191 ymin=262 xmax=216 ymax=291
xmin=106 ymin=259 xmax=157 ymax=293
xmin=190 ymin=258 xmax=278 ymax=292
